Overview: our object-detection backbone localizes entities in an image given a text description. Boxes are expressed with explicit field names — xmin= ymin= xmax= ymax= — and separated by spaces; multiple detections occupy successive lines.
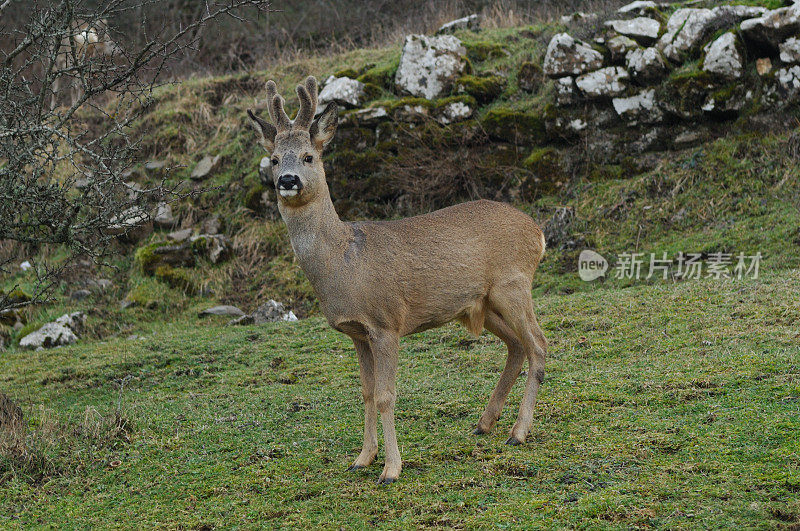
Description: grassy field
xmin=1 ymin=268 xmax=798 ymax=528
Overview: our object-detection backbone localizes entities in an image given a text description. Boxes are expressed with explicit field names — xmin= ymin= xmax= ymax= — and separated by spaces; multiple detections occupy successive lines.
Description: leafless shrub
xmin=0 ymin=0 xmax=269 ymax=314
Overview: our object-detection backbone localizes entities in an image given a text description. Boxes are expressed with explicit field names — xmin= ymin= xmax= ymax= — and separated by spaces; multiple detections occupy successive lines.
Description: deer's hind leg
xmin=488 ymin=277 xmax=547 ymax=445
xmin=474 ymin=310 xmax=525 ymax=435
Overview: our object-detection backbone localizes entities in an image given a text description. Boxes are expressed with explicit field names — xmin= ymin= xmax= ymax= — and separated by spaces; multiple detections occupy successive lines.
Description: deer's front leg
xmin=348 ymin=339 xmax=378 ymax=470
xmin=370 ymin=330 xmax=401 ymax=484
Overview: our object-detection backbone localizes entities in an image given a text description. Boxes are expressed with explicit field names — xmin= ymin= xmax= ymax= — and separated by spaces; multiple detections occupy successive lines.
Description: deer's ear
xmin=310 ymin=102 xmax=338 ymax=151
xmin=247 ymin=109 xmax=277 ymax=152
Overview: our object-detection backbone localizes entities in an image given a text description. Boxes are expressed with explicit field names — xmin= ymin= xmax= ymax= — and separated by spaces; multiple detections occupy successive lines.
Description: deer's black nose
xmin=277 ymin=174 xmax=302 ymax=190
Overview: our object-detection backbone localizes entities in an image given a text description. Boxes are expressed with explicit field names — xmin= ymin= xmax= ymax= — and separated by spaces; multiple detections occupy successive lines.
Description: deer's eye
xmin=303 ymin=155 xmax=313 ymax=164
xmin=271 ymin=157 xmax=279 ymax=166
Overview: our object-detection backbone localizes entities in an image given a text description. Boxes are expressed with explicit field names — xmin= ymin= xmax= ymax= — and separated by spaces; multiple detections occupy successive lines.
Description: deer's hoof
xmin=473 ymin=427 xmax=487 ymax=435
xmin=346 ymin=464 xmax=365 ymax=472
xmin=505 ymin=436 xmax=523 ymax=446
xmin=376 ymin=477 xmax=396 ymax=485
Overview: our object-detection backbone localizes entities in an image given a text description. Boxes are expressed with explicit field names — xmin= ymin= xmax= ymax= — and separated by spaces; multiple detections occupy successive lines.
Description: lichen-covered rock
xmin=612 ymin=89 xmax=663 ymax=123
xmin=19 ymin=312 xmax=85 ymax=350
xmin=659 ymin=6 xmax=765 ymax=62
xmin=776 ymin=65 xmax=800 ymax=96
xmin=517 ymin=62 xmax=542 ymax=92
xmin=191 ymin=155 xmax=221 ymax=180
xmin=741 ymin=4 xmax=800 ymax=47
xmin=437 ymin=101 xmax=472 ymax=124
xmin=617 ymin=1 xmax=658 ymax=15
xmin=779 ymin=37 xmax=800 ymax=64
xmin=626 ymin=47 xmax=667 ymax=82
xmin=191 ymin=234 xmax=230 ymax=264
xmin=55 ymin=312 xmax=86 ymax=335
xmin=607 ymin=35 xmax=639 ymax=62
xmin=657 ymin=70 xmax=715 ymax=119
xmin=153 ymin=202 xmax=175 ymax=229
xmin=702 ymin=32 xmax=743 ymax=80
xmin=543 ymin=33 xmax=604 ymax=77
xmin=604 ymin=18 xmax=661 ymax=45
xmin=350 ymin=107 xmax=389 ymax=127
xmin=199 ymin=305 xmax=245 ymax=318
xmin=436 ymin=14 xmax=479 ymax=34
xmin=251 ymin=300 xmax=298 ymax=324
xmin=318 ymin=76 xmax=366 ymax=108
xmin=576 ymin=67 xmax=630 ymax=98
xmin=702 ymin=85 xmax=752 ymax=114
xmin=167 ymin=228 xmax=193 ymax=242
xmin=554 ymin=76 xmax=577 ymax=105
xmin=559 ymin=12 xmax=599 ymax=25
xmin=20 ymin=322 xmax=76 ymax=349
xmin=395 ymin=34 xmax=467 ymax=100
xmin=105 ymin=207 xmax=152 ymax=242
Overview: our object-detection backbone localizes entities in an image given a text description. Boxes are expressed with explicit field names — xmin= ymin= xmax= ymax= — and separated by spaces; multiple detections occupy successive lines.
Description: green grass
xmin=2 ymin=269 xmax=798 ymax=528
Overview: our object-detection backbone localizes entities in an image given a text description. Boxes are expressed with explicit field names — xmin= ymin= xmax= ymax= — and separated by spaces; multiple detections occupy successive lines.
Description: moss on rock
xmin=154 ymin=265 xmax=197 ymax=295
xmin=357 ymin=60 xmax=399 ymax=90
xmin=456 ymin=75 xmax=506 ymax=103
xmin=464 ymin=40 xmax=506 ymax=62
xmin=481 ymin=107 xmax=546 ymax=144
xmin=244 ymin=183 xmax=267 ymax=212
xmin=333 ymin=68 xmax=359 ymax=78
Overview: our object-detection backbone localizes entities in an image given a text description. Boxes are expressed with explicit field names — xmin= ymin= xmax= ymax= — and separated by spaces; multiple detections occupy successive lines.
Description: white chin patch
xmin=279 ymin=189 xmax=299 ymax=198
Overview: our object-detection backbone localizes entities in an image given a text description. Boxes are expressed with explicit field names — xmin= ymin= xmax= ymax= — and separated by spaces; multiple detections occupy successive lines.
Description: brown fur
xmin=248 ymin=77 xmax=548 ymax=484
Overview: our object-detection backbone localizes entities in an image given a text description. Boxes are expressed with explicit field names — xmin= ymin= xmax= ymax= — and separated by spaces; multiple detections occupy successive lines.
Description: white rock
xmin=191 ymin=155 xmax=221 ymax=180
xmin=318 ymin=77 xmax=366 ymax=108
xmin=658 ymin=9 xmax=714 ymax=62
xmin=350 ymin=106 xmax=389 ymax=126
xmin=576 ymin=67 xmax=630 ymax=98
xmin=555 ymin=76 xmax=576 ymax=105
xmin=105 ymin=207 xmax=151 ymax=238
xmin=543 ymin=33 xmax=604 ymax=77
xmin=604 ymin=18 xmax=661 ymax=44
xmin=20 ymin=261 xmax=31 ymax=271
xmin=437 ymin=14 xmax=479 ymax=34
xmin=702 ymin=32 xmax=743 ymax=79
xmin=251 ymin=299 xmax=297 ymax=324
xmin=190 ymin=234 xmax=229 ymax=264
xmin=437 ymin=101 xmax=472 ymax=124
xmin=153 ymin=202 xmax=175 ymax=229
xmin=55 ymin=312 xmax=86 ymax=335
xmin=568 ymin=118 xmax=588 ymax=131
xmin=776 ymin=65 xmax=800 ymax=94
xmin=198 ymin=305 xmax=245 ymax=317
xmin=740 ymin=4 xmax=800 ymax=46
xmin=780 ymin=37 xmax=800 ymax=63
xmin=395 ymin=34 xmax=467 ymax=100
xmin=559 ymin=12 xmax=599 ymax=25
xmin=626 ymin=47 xmax=667 ymax=81
xmin=659 ymin=6 xmax=765 ymax=62
xmin=607 ymin=35 xmax=639 ymax=62
xmin=20 ymin=322 xmax=77 ymax=349
xmin=617 ymin=1 xmax=657 ymax=15
xmin=612 ymin=89 xmax=663 ymax=123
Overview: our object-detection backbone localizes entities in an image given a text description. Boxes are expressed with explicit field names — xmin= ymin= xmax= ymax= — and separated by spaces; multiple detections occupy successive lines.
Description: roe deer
xmin=248 ymin=76 xmax=547 ymax=484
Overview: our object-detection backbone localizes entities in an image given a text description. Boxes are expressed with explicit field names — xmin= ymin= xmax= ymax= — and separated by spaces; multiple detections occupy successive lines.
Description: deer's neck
xmin=280 ymin=192 xmax=349 ymax=286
